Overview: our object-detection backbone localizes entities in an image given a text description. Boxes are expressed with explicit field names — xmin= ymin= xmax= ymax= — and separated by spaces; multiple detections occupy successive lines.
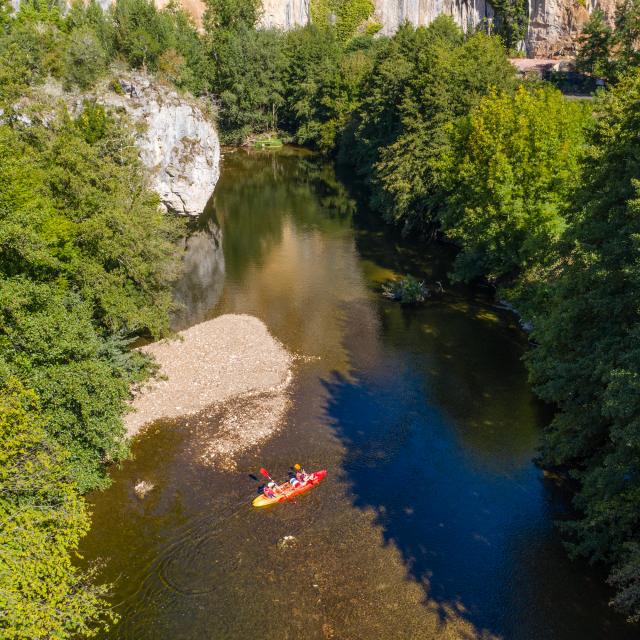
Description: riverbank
xmin=126 ymin=314 xmax=292 ymax=468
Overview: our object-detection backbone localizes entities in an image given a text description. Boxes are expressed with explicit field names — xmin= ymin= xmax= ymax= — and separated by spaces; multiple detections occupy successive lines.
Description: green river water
xmin=80 ymin=149 xmax=639 ymax=640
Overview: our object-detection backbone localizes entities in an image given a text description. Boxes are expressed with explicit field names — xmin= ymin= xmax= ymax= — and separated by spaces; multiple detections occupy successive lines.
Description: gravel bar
xmin=126 ymin=314 xmax=292 ymax=436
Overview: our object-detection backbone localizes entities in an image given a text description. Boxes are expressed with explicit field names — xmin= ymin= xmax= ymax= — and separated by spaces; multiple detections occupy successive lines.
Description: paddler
xmin=294 ymin=463 xmax=308 ymax=484
xmin=263 ymin=481 xmax=280 ymax=498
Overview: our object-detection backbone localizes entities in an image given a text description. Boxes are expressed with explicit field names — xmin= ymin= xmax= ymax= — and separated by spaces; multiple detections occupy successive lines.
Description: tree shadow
xmin=321 ymin=359 xmax=639 ymax=640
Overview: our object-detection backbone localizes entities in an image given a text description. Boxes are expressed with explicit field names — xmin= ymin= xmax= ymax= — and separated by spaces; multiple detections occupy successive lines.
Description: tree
xmin=111 ymin=0 xmax=173 ymax=70
xmin=442 ymin=86 xmax=588 ymax=284
xmin=525 ymin=71 xmax=640 ymax=623
xmin=0 ymin=109 xmax=181 ymax=489
xmin=0 ymin=378 xmax=115 ymax=638
xmin=577 ymin=1 xmax=640 ymax=83
xmin=576 ymin=9 xmax=614 ymax=80
xmin=203 ymin=0 xmax=261 ymax=31
xmin=281 ymin=25 xmax=377 ymax=151
xmin=374 ymin=22 xmax=515 ymax=234
xmin=338 ymin=24 xmax=426 ymax=178
xmin=491 ymin=0 xmax=528 ymax=52
xmin=64 ymin=26 xmax=107 ymax=89
xmin=207 ymin=25 xmax=286 ymax=142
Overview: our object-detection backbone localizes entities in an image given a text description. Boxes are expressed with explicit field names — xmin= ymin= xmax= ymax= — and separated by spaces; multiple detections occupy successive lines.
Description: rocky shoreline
xmin=126 ymin=314 xmax=292 ymax=467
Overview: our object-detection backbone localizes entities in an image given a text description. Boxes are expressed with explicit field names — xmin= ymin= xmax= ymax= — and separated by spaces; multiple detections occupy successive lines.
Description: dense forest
xmin=0 ymin=0 xmax=639 ymax=635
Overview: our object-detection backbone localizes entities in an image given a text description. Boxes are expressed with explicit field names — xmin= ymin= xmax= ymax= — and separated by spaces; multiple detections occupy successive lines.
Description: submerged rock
xmin=134 ymin=480 xmax=155 ymax=498
xmin=277 ymin=535 xmax=297 ymax=550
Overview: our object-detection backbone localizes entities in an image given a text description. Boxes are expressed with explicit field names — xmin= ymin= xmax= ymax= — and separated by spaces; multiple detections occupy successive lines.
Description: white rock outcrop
xmin=374 ymin=0 xmax=494 ymax=37
xmin=259 ymin=0 xmax=310 ymax=29
xmin=102 ymin=74 xmax=220 ymax=216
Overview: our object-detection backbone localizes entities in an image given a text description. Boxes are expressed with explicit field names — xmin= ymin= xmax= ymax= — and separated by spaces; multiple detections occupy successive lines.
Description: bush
xmin=64 ymin=26 xmax=107 ymax=89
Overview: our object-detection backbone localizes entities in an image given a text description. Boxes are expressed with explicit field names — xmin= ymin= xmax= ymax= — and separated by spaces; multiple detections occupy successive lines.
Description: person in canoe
xmin=293 ymin=464 xmax=308 ymax=484
xmin=263 ymin=481 xmax=280 ymax=498
xmin=289 ymin=464 xmax=308 ymax=489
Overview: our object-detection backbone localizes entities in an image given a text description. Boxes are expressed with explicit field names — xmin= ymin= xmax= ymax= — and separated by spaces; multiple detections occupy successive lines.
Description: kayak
xmin=252 ymin=470 xmax=327 ymax=508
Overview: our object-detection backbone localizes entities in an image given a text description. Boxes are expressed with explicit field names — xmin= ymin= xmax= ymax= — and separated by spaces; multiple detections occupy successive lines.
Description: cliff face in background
xmin=526 ymin=0 xmax=617 ymax=56
xmin=372 ymin=0 xmax=494 ymax=37
xmin=366 ymin=0 xmax=617 ymax=55
xmin=189 ymin=0 xmax=616 ymax=56
xmin=260 ymin=0 xmax=310 ymax=29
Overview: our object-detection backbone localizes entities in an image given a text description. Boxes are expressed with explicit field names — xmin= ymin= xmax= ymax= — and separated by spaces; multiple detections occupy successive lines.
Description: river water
xmin=81 ymin=149 xmax=638 ymax=639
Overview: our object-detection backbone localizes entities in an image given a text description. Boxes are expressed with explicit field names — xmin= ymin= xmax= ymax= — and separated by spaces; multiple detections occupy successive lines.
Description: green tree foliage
xmin=0 ymin=0 xmax=208 ymax=96
xmin=339 ymin=24 xmax=426 ymax=178
xmin=112 ymin=0 xmax=173 ymax=69
xmin=0 ymin=109 xmax=181 ymax=490
xmin=442 ymin=86 xmax=588 ymax=283
xmin=207 ymin=25 xmax=286 ymax=143
xmin=203 ymin=0 xmax=261 ymax=30
xmin=0 ymin=378 xmax=115 ymax=638
xmin=524 ymin=72 xmax=640 ymax=622
xmin=577 ymin=1 xmax=640 ymax=83
xmin=309 ymin=0 xmax=376 ymax=43
xmin=490 ymin=0 xmax=529 ymax=51
xmin=66 ymin=0 xmax=115 ymax=57
xmin=0 ymin=0 xmax=67 ymax=102
xmin=64 ymin=26 xmax=108 ymax=89
xmin=370 ymin=20 xmax=515 ymax=233
xmin=282 ymin=26 xmax=377 ymax=151
xmin=576 ymin=9 xmax=615 ymax=80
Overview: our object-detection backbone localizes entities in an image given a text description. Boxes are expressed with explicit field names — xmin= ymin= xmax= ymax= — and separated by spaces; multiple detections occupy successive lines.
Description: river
xmin=80 ymin=148 xmax=638 ymax=639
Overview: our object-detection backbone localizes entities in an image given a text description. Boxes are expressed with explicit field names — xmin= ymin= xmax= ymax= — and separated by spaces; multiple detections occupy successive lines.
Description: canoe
xmin=252 ymin=470 xmax=327 ymax=508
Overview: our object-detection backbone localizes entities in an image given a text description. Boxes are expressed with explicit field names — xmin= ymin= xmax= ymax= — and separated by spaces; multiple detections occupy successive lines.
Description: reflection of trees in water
xmin=213 ymin=151 xmax=356 ymax=282
xmin=171 ymin=210 xmax=225 ymax=330
xmin=378 ymin=301 xmax=543 ymax=466
xmin=298 ymin=157 xmax=357 ymax=218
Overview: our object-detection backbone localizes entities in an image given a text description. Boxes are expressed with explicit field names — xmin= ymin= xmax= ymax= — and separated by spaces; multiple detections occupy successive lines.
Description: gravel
xmin=125 ymin=314 xmax=292 ymax=440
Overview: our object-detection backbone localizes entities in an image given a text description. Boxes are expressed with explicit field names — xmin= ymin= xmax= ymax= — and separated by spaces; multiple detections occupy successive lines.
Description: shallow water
xmin=81 ymin=149 xmax=638 ymax=639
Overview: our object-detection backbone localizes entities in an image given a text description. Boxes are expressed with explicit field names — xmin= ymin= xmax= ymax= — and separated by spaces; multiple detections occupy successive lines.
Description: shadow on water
xmin=318 ymin=240 xmax=638 ymax=638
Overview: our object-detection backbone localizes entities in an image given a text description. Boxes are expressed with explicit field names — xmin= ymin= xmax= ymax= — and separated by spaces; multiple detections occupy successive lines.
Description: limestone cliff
xmin=99 ymin=74 xmax=221 ymax=216
xmin=526 ymin=0 xmax=616 ymax=56
xmin=259 ymin=0 xmax=310 ymax=29
xmin=370 ymin=0 xmax=617 ymax=56
xmin=255 ymin=0 xmax=618 ymax=57
xmin=373 ymin=0 xmax=494 ymax=37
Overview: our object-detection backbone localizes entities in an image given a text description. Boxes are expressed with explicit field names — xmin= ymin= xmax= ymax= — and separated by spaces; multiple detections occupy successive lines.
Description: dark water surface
xmin=81 ymin=149 xmax=638 ymax=639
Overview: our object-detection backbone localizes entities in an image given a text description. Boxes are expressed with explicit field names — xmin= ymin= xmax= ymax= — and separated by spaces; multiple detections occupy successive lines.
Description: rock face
xmin=101 ymin=74 xmax=220 ymax=216
xmin=259 ymin=0 xmax=310 ymax=29
xmin=374 ymin=0 xmax=494 ymax=37
xmin=526 ymin=0 xmax=616 ymax=57
xmin=254 ymin=0 xmax=617 ymax=57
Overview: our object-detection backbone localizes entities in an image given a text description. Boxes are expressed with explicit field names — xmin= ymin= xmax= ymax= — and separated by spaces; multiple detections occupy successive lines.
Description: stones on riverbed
xmin=277 ymin=535 xmax=297 ymax=550
xmin=134 ymin=480 xmax=155 ymax=499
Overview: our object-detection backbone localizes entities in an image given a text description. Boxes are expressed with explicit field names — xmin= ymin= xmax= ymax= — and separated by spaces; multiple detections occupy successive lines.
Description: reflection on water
xmin=81 ymin=149 xmax=639 ymax=640
xmin=172 ymin=210 xmax=225 ymax=330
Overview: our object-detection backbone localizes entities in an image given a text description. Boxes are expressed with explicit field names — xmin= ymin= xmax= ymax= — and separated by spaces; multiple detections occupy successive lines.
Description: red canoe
xmin=252 ymin=470 xmax=327 ymax=507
